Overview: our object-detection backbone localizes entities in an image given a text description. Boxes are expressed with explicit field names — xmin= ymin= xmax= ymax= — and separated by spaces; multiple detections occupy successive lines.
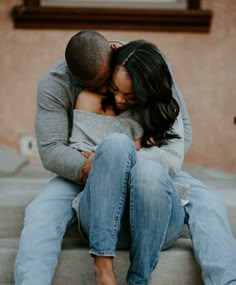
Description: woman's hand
xmin=78 ymin=151 xmax=95 ymax=185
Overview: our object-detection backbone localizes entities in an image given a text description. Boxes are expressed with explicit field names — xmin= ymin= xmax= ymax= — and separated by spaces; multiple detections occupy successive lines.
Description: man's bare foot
xmin=94 ymin=256 xmax=117 ymax=285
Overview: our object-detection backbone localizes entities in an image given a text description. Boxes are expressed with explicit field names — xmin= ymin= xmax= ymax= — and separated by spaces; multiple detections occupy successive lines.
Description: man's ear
xmin=110 ymin=43 xmax=118 ymax=52
xmin=110 ymin=42 xmax=122 ymax=52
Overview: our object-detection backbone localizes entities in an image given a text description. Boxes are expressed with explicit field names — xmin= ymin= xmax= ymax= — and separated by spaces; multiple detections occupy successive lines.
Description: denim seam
xmin=162 ymin=181 xmax=185 ymax=250
xmin=127 ymin=276 xmax=151 ymax=285
xmin=150 ymin=188 xmax=172 ymax=273
xmin=129 ymin=168 xmax=153 ymax=285
xmin=111 ymin=144 xmax=136 ymax=240
xmin=127 ymin=144 xmax=137 ymax=239
xmin=57 ymin=205 xmax=75 ymax=238
xmin=128 ymin=281 xmax=150 ymax=285
xmin=129 ymin=174 xmax=135 ymax=241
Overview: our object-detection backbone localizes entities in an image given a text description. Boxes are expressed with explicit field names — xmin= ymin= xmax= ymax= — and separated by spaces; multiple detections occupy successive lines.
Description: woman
xmin=69 ymin=89 xmax=143 ymax=156
xmin=73 ymin=40 xmax=186 ymax=285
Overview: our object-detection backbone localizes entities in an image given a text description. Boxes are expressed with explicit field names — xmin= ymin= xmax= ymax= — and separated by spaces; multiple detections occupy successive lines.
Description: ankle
xmin=94 ymin=256 xmax=117 ymax=285
xmin=94 ymin=256 xmax=113 ymax=271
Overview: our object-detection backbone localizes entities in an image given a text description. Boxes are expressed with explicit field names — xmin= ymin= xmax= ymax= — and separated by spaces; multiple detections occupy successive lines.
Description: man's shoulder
xmin=40 ymin=59 xmax=70 ymax=81
xmin=38 ymin=59 xmax=81 ymax=91
xmin=37 ymin=59 xmax=82 ymax=107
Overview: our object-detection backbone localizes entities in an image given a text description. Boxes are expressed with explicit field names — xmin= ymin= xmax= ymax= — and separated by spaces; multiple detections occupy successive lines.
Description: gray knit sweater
xmin=36 ymin=58 xmax=192 ymax=183
xmin=69 ymin=109 xmax=143 ymax=152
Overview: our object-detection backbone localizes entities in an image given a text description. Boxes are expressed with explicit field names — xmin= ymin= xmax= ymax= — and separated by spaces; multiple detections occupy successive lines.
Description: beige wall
xmin=0 ymin=0 xmax=236 ymax=174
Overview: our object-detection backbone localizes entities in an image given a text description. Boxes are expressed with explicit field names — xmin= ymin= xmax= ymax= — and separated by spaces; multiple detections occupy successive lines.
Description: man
xmin=14 ymin=30 xmax=236 ymax=285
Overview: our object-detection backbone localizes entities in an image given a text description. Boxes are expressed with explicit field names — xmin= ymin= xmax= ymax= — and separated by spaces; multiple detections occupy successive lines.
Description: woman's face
xmin=110 ymin=65 xmax=137 ymax=111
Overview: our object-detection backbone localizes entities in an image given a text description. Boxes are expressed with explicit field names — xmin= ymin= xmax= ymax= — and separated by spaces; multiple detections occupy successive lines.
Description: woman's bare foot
xmin=94 ymin=256 xmax=117 ymax=285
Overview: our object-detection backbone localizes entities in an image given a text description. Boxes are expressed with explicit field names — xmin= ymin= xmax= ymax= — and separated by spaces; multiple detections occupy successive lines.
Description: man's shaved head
xmin=65 ymin=30 xmax=111 ymax=82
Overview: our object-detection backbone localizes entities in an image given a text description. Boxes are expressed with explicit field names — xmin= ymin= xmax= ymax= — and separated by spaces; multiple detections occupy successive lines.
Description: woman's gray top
xmin=69 ymin=109 xmax=143 ymax=152
xmin=69 ymin=108 xmax=185 ymax=177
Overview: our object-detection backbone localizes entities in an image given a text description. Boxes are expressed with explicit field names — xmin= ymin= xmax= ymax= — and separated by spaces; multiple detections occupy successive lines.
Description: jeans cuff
xmin=89 ymin=248 xmax=116 ymax=257
xmin=127 ymin=280 xmax=151 ymax=285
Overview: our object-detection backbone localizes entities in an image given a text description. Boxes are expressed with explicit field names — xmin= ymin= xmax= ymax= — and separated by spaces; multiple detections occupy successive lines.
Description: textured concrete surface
xmin=0 ymin=238 xmax=203 ymax=285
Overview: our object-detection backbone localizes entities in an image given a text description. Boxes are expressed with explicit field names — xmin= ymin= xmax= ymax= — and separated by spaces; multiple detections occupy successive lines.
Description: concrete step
xmin=0 ymin=238 xmax=203 ymax=285
xmin=0 ymin=167 xmax=236 ymax=239
xmin=0 ymin=147 xmax=28 ymax=177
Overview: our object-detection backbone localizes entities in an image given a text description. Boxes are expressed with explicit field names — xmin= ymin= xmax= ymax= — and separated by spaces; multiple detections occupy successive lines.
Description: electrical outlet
xmin=19 ymin=134 xmax=39 ymax=157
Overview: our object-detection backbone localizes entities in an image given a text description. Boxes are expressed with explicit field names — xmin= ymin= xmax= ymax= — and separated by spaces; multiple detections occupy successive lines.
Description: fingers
xmin=81 ymin=151 xmax=88 ymax=158
xmin=81 ymin=151 xmax=93 ymax=159
xmin=79 ymin=152 xmax=95 ymax=185
xmin=79 ymin=154 xmax=94 ymax=184
xmin=78 ymin=170 xmax=87 ymax=185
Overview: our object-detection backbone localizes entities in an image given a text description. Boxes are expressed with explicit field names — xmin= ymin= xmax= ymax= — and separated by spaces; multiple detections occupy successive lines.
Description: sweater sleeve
xmin=170 ymin=67 xmax=192 ymax=153
xmin=161 ymin=53 xmax=192 ymax=153
xmin=136 ymin=112 xmax=185 ymax=176
xmin=35 ymin=75 xmax=86 ymax=183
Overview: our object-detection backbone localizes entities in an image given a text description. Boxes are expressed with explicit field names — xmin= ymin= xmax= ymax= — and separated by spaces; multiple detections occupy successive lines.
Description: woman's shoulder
xmin=75 ymin=90 xmax=104 ymax=113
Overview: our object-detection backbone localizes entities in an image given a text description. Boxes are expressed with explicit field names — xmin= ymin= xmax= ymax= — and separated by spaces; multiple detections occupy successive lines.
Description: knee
xmin=201 ymin=190 xmax=227 ymax=214
xmin=24 ymin=194 xmax=74 ymax=227
xmin=24 ymin=198 xmax=54 ymax=226
xmin=97 ymin=133 xmax=135 ymax=158
xmin=188 ymin=186 xmax=228 ymax=223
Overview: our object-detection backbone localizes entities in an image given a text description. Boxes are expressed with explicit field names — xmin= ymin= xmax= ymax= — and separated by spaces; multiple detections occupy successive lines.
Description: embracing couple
xmin=15 ymin=31 xmax=236 ymax=285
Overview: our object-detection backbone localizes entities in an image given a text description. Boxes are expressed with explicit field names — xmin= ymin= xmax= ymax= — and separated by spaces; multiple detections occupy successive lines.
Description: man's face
xmin=79 ymin=57 xmax=112 ymax=94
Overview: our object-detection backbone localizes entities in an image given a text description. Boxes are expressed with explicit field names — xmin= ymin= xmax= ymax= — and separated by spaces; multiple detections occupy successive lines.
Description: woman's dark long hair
xmin=111 ymin=40 xmax=180 ymax=147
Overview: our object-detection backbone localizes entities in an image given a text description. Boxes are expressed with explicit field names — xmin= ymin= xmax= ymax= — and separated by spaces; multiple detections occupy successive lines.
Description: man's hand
xmin=78 ymin=151 xmax=95 ymax=185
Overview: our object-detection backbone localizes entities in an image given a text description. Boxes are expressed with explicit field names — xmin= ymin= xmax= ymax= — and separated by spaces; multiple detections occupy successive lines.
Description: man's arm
xmin=35 ymin=75 xmax=86 ymax=183
xmin=160 ymin=52 xmax=192 ymax=153
xmin=170 ymin=68 xmax=192 ymax=153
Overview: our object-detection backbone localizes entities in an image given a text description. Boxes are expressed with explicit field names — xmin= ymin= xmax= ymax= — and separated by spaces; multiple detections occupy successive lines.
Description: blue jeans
xmin=78 ymin=134 xmax=184 ymax=285
xmin=173 ymin=171 xmax=236 ymax=284
xmin=14 ymin=134 xmax=236 ymax=284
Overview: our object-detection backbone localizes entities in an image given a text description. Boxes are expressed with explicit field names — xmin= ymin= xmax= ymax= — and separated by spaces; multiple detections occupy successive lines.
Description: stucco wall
xmin=0 ymin=0 xmax=235 ymax=174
